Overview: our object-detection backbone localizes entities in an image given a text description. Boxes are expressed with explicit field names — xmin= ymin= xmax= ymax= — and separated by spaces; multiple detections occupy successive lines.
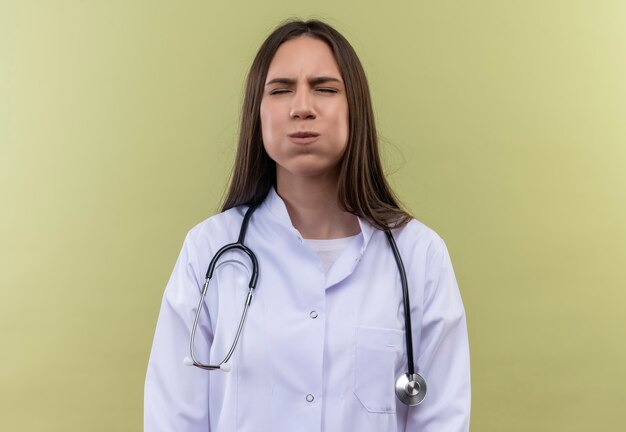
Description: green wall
xmin=1 ymin=1 xmax=625 ymax=430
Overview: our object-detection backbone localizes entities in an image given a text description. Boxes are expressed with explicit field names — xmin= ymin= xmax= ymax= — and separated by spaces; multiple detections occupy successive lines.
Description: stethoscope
xmin=183 ymin=203 xmax=427 ymax=406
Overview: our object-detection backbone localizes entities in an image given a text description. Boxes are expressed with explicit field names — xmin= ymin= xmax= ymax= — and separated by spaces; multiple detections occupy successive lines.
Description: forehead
xmin=266 ymin=36 xmax=341 ymax=78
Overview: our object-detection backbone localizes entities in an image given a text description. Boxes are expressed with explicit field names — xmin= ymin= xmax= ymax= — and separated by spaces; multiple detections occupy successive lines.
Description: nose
xmin=289 ymin=89 xmax=316 ymax=120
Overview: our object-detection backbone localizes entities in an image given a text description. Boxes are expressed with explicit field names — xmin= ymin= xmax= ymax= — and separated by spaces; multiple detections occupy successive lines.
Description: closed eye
xmin=269 ymin=89 xmax=289 ymax=95
xmin=269 ymin=88 xmax=338 ymax=95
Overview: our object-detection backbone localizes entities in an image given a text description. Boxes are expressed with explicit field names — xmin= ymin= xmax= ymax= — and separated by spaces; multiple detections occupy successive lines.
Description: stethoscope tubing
xmin=384 ymin=230 xmax=416 ymax=375
xmin=186 ymin=202 xmax=427 ymax=405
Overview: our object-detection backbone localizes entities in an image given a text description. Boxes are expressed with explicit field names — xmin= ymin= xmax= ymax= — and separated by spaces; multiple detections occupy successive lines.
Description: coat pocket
xmin=353 ymin=326 xmax=404 ymax=414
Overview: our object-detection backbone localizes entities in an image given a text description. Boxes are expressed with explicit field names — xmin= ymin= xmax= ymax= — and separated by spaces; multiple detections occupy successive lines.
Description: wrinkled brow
xmin=265 ymin=76 xmax=343 ymax=86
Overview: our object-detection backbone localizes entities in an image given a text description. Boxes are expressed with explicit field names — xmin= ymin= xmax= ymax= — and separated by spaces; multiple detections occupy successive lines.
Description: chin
xmin=278 ymin=162 xmax=341 ymax=179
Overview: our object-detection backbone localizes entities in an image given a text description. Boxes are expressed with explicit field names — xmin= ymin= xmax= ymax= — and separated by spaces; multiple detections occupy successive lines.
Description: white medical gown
xmin=144 ymin=187 xmax=470 ymax=431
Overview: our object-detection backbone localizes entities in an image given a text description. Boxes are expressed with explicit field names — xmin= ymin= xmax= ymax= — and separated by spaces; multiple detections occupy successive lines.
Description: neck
xmin=275 ymin=168 xmax=360 ymax=240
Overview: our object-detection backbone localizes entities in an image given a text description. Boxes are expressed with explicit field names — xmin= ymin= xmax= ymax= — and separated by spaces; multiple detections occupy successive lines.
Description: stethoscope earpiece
xmin=395 ymin=372 xmax=427 ymax=406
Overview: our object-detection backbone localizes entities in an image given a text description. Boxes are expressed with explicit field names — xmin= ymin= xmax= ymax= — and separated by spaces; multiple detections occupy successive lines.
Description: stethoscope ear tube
xmin=187 ymin=278 xmax=254 ymax=371
xmin=205 ymin=203 xmax=260 ymax=288
xmin=187 ymin=279 xmax=219 ymax=370
xmin=187 ymin=204 xmax=261 ymax=371
xmin=205 ymin=243 xmax=259 ymax=290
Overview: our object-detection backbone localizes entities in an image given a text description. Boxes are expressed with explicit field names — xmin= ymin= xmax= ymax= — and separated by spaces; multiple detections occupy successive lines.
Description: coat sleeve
xmin=405 ymin=236 xmax=471 ymax=431
xmin=144 ymin=232 xmax=213 ymax=432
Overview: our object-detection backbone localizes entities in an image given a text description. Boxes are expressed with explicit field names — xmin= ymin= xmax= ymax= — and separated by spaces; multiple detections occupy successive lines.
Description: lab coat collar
xmin=260 ymin=186 xmax=376 ymax=251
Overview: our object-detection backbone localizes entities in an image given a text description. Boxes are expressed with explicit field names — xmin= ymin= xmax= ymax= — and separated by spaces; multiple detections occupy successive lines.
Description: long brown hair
xmin=221 ymin=18 xmax=411 ymax=230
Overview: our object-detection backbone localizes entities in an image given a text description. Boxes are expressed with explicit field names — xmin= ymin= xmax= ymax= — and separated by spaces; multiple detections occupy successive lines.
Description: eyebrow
xmin=265 ymin=76 xmax=343 ymax=86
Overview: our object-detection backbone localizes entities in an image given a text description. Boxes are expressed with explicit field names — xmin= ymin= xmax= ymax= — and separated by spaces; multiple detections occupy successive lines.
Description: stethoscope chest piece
xmin=395 ymin=372 xmax=427 ymax=406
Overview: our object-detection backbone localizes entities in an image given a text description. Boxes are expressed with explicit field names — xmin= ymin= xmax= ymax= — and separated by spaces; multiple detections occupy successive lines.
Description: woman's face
xmin=260 ymin=36 xmax=349 ymax=180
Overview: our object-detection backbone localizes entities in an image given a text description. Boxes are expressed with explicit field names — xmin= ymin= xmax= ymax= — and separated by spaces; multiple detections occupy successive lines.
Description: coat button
xmin=306 ymin=394 xmax=314 ymax=402
xmin=309 ymin=311 xmax=318 ymax=319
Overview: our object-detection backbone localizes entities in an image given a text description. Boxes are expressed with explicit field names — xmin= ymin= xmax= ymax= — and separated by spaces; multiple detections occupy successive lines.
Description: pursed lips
xmin=287 ymin=132 xmax=321 ymax=145
xmin=288 ymin=131 xmax=320 ymax=138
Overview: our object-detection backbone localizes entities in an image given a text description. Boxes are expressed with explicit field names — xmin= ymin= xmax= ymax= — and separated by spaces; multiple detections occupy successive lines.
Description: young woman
xmin=145 ymin=19 xmax=470 ymax=432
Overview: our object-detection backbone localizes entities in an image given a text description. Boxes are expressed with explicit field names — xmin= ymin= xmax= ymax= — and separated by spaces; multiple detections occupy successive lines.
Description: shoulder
xmin=393 ymin=217 xmax=448 ymax=260
xmin=166 ymin=206 xmax=249 ymax=285
xmin=179 ymin=206 xmax=248 ymax=259
xmin=393 ymin=218 xmax=460 ymax=305
xmin=188 ymin=206 xmax=245 ymax=239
